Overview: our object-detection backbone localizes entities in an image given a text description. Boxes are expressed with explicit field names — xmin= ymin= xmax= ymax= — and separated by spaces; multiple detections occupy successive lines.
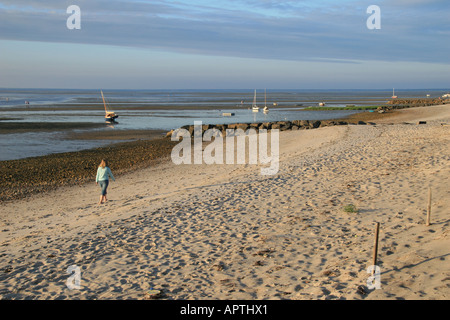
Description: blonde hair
xmin=99 ymin=159 xmax=108 ymax=168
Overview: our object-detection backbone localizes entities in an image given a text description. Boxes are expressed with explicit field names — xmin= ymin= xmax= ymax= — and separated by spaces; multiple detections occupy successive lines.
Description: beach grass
xmin=343 ymin=204 xmax=359 ymax=213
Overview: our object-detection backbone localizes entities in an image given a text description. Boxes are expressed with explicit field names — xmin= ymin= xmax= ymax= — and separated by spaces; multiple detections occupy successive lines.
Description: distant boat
xmin=252 ymin=90 xmax=259 ymax=112
xmin=101 ymin=90 xmax=119 ymax=122
xmin=263 ymin=89 xmax=269 ymax=113
xmin=392 ymin=88 xmax=398 ymax=99
xmin=319 ymin=102 xmax=326 ymax=106
xmin=442 ymin=93 xmax=450 ymax=98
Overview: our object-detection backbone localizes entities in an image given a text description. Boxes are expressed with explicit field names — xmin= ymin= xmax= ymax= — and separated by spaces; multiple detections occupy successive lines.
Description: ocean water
xmin=0 ymin=88 xmax=446 ymax=160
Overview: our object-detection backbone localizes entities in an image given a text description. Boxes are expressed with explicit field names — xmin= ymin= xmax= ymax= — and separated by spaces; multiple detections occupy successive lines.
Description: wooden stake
xmin=372 ymin=222 xmax=380 ymax=274
xmin=426 ymin=187 xmax=432 ymax=226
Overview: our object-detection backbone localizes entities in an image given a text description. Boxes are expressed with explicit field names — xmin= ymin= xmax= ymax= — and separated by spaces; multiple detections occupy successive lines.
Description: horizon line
xmin=1 ymin=87 xmax=449 ymax=91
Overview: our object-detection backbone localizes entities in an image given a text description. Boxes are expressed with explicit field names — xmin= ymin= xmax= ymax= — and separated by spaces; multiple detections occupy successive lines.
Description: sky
xmin=0 ymin=0 xmax=449 ymax=89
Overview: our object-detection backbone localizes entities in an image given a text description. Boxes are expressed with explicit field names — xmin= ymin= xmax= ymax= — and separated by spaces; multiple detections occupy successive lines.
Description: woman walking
xmin=96 ymin=159 xmax=115 ymax=205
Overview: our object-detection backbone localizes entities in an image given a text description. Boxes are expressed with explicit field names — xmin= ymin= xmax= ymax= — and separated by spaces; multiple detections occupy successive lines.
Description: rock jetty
xmin=387 ymin=98 xmax=446 ymax=106
xmin=166 ymin=119 xmax=375 ymax=138
xmin=376 ymin=98 xmax=449 ymax=113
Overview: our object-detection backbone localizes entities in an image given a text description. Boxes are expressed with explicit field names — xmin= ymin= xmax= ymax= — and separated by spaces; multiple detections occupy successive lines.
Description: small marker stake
xmin=426 ymin=187 xmax=432 ymax=226
xmin=372 ymin=222 xmax=380 ymax=274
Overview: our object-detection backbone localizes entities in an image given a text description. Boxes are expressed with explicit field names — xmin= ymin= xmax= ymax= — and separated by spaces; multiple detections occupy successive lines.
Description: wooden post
xmin=372 ymin=222 xmax=380 ymax=274
xmin=426 ymin=187 xmax=432 ymax=226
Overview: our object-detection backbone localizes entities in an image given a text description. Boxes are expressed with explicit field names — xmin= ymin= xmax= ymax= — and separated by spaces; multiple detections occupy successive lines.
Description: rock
xmin=208 ymin=128 xmax=223 ymax=137
xmin=271 ymin=124 xmax=280 ymax=130
xmin=277 ymin=121 xmax=291 ymax=128
xmin=319 ymin=120 xmax=333 ymax=127
xmin=356 ymin=285 xmax=368 ymax=296
xmin=278 ymin=121 xmax=292 ymax=131
xmin=213 ymin=261 xmax=226 ymax=271
xmin=236 ymin=123 xmax=249 ymax=131
xmin=144 ymin=289 xmax=164 ymax=300
xmin=261 ymin=122 xmax=271 ymax=129
xmin=300 ymin=120 xmax=310 ymax=127
xmin=311 ymin=120 xmax=321 ymax=128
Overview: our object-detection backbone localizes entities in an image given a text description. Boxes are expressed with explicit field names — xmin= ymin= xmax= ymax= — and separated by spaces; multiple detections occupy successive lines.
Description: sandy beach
xmin=0 ymin=105 xmax=449 ymax=300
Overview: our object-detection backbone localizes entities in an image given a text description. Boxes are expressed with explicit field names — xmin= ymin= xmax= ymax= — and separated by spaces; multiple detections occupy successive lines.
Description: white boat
xmin=392 ymin=88 xmax=398 ymax=99
xmin=101 ymin=90 xmax=119 ymax=122
xmin=263 ymin=89 xmax=269 ymax=113
xmin=442 ymin=93 xmax=450 ymax=98
xmin=252 ymin=89 xmax=259 ymax=112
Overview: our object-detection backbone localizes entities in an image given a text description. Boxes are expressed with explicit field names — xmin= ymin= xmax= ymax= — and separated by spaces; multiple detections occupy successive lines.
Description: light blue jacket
xmin=96 ymin=166 xmax=115 ymax=182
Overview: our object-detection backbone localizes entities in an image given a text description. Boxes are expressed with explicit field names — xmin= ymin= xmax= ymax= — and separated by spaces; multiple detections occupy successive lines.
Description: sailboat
xmin=391 ymin=88 xmax=398 ymax=99
xmin=252 ymin=90 xmax=259 ymax=112
xmin=263 ymin=89 xmax=269 ymax=113
xmin=101 ymin=90 xmax=119 ymax=122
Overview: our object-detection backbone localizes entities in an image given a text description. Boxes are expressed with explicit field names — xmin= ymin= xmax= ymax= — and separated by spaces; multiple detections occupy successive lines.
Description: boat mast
xmin=265 ymin=89 xmax=267 ymax=108
xmin=101 ymin=90 xmax=107 ymax=113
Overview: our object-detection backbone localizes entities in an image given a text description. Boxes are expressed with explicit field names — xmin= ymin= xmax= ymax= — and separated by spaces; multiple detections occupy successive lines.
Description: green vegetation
xmin=343 ymin=204 xmax=359 ymax=213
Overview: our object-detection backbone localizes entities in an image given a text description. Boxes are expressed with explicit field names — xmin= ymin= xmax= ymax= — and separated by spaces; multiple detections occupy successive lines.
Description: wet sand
xmin=66 ymin=129 xmax=167 ymax=141
xmin=0 ymin=122 xmax=104 ymax=134
xmin=0 ymin=104 xmax=449 ymax=300
xmin=0 ymin=103 xmax=310 ymax=113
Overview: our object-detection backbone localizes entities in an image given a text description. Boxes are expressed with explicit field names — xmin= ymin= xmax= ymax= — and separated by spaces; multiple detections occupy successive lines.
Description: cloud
xmin=0 ymin=0 xmax=449 ymax=64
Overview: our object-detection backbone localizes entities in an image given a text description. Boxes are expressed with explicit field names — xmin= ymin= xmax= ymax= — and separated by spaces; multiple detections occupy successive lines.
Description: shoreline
xmin=0 ymin=136 xmax=177 ymax=202
xmin=0 ymin=104 xmax=449 ymax=300
xmin=0 ymin=122 xmax=105 ymax=134
xmin=0 ymin=105 xmax=447 ymax=203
